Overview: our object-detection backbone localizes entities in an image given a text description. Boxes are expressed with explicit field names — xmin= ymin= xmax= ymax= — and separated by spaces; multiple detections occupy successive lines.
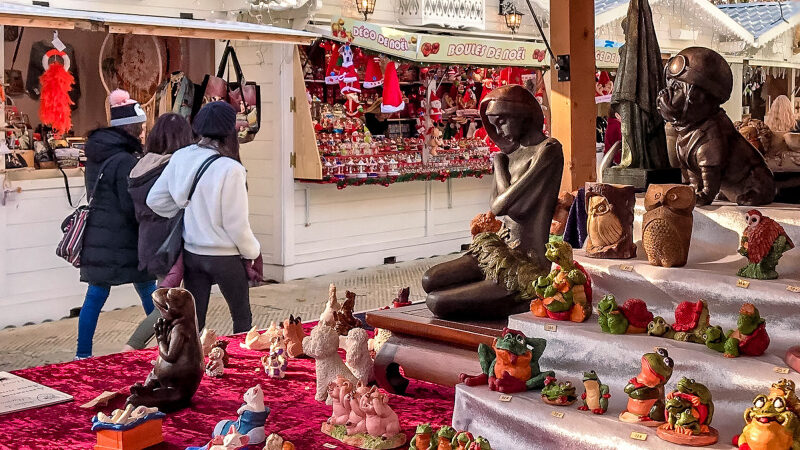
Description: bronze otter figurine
xmin=127 ymin=288 xmax=204 ymax=413
xmin=657 ymin=47 xmax=775 ymax=206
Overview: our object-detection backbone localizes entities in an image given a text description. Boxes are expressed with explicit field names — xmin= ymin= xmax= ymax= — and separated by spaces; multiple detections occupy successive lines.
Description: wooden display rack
xmin=94 ymin=418 xmax=164 ymax=450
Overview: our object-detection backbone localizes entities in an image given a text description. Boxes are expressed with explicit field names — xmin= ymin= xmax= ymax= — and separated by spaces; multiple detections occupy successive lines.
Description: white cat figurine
xmin=213 ymin=384 xmax=270 ymax=445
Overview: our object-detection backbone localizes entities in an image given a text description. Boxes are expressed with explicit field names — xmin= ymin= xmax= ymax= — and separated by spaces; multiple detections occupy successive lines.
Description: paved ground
xmin=0 ymin=255 xmax=454 ymax=372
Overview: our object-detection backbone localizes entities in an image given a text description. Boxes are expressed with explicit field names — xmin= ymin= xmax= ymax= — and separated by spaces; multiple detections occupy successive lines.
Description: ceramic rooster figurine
xmin=738 ymin=209 xmax=794 ymax=280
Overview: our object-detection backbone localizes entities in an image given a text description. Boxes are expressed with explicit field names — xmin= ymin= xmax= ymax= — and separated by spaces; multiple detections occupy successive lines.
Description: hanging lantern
xmin=356 ymin=0 xmax=376 ymax=21
xmin=504 ymin=5 xmax=523 ymax=34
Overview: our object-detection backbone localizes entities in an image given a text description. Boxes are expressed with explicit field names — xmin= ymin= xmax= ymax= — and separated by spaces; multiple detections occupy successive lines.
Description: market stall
xmin=0 ymin=3 xmax=317 ymax=327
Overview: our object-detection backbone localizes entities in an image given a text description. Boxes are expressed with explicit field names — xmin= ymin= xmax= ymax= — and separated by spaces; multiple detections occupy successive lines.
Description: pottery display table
xmin=366 ymin=304 xmax=506 ymax=393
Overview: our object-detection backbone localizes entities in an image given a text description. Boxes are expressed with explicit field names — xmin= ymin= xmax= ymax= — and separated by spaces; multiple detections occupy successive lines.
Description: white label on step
xmin=499 ymin=394 xmax=512 ymax=402
xmin=630 ymin=432 xmax=648 ymax=441
xmin=323 ymin=444 xmax=337 ymax=449
xmin=737 ymin=279 xmax=751 ymax=289
xmin=775 ymin=367 xmax=791 ymax=374
xmin=787 ymin=285 xmax=800 ymax=294
xmin=619 ymin=265 xmax=634 ymax=272
xmin=544 ymin=324 xmax=558 ymax=332
xmin=551 ymin=411 xmax=564 ymax=419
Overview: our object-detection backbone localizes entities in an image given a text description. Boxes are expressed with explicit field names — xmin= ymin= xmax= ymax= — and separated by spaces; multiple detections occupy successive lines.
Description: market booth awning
xmin=0 ymin=2 xmax=318 ymax=44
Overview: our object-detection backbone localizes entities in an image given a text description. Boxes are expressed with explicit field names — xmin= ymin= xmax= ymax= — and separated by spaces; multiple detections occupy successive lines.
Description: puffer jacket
xmin=128 ymin=152 xmax=179 ymax=277
xmin=80 ymin=127 xmax=153 ymax=286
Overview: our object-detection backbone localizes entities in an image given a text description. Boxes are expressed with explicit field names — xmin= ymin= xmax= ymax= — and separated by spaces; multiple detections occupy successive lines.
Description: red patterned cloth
xmin=1 ymin=325 xmax=454 ymax=449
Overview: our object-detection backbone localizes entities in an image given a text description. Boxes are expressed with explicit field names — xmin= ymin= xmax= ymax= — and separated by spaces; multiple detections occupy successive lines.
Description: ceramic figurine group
xmin=186 ymin=385 xmax=270 ymax=450
xmin=322 ymin=377 xmax=405 ymax=449
xmin=304 ymin=323 xmax=374 ymax=403
xmin=647 ymin=300 xmax=770 ymax=358
xmin=319 ymin=283 xmax=364 ymax=335
xmin=261 ymin=335 xmax=289 ymax=379
xmin=530 ymin=240 xmax=593 ymax=323
xmin=205 ymin=340 xmax=230 ymax=378
xmin=738 ymin=209 xmax=795 ymax=280
xmin=93 ymin=405 xmax=165 ymax=450
xmin=597 ymin=295 xmax=653 ymax=334
xmin=409 ymin=424 xmax=492 ymax=449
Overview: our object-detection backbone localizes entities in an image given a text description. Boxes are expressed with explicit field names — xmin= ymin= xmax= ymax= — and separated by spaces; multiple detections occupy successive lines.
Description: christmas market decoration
xmin=381 ymin=62 xmax=405 ymax=113
xmin=363 ymin=57 xmax=383 ymax=88
xmin=657 ymin=47 xmax=775 ymax=206
xmin=38 ymin=48 xmax=74 ymax=137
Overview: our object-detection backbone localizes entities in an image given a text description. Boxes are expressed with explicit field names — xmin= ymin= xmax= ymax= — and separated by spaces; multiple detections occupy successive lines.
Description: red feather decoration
xmin=39 ymin=61 xmax=74 ymax=137
xmin=745 ymin=216 xmax=793 ymax=263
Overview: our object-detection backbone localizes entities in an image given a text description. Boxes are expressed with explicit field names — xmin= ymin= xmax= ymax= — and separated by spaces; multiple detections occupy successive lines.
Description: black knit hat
xmin=193 ymin=101 xmax=237 ymax=138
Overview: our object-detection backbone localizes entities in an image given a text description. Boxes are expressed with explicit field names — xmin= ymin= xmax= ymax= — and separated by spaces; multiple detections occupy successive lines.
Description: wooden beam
xmin=549 ymin=0 xmax=597 ymax=192
xmin=107 ymin=24 xmax=315 ymax=45
xmin=0 ymin=15 xmax=77 ymax=30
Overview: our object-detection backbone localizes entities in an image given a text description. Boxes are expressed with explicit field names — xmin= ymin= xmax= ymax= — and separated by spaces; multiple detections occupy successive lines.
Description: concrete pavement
xmin=0 ymin=255 xmax=453 ymax=372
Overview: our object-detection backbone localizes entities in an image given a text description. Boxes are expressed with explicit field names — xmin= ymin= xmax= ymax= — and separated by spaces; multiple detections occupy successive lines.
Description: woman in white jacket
xmin=147 ymin=102 xmax=260 ymax=333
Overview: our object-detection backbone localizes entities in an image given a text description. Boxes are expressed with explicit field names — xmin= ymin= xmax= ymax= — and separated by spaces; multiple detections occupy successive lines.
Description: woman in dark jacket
xmin=76 ymin=90 xmax=156 ymax=359
xmin=123 ymin=113 xmax=195 ymax=351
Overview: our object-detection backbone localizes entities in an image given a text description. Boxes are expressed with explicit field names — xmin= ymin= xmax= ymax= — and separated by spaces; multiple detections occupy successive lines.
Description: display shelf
xmin=453 ymin=383 xmax=732 ymax=450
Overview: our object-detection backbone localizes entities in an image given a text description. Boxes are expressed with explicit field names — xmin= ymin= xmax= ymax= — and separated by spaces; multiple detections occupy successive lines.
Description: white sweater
xmin=146 ymin=144 xmax=261 ymax=260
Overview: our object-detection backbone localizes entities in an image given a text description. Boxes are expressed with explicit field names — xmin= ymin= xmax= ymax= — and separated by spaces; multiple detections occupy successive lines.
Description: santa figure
xmin=428 ymin=91 xmax=443 ymax=123
xmin=338 ymin=43 xmax=361 ymax=94
xmin=344 ymin=93 xmax=362 ymax=118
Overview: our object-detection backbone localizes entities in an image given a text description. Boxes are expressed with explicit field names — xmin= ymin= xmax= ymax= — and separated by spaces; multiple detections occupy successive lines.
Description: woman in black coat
xmin=123 ymin=113 xmax=195 ymax=351
xmin=76 ymin=90 xmax=156 ymax=359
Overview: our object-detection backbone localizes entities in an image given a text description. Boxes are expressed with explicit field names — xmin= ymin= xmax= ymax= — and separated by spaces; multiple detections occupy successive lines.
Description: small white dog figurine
xmin=345 ymin=328 xmax=374 ymax=385
xmin=319 ymin=284 xmax=340 ymax=327
xmin=303 ymin=324 xmax=356 ymax=403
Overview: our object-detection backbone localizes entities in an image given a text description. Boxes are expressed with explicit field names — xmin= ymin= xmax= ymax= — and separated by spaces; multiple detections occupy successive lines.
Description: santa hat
xmin=324 ymin=42 xmax=341 ymax=85
xmin=381 ymin=62 xmax=405 ymax=114
xmin=363 ymin=57 xmax=383 ymax=89
xmin=597 ymin=71 xmax=611 ymax=85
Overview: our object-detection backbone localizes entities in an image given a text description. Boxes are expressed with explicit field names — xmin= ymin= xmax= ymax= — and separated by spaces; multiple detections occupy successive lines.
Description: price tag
xmin=499 ymin=394 xmax=513 ymax=402
xmin=620 ymin=264 xmax=634 ymax=272
xmin=323 ymin=444 xmax=338 ymax=449
xmin=737 ymin=279 xmax=751 ymax=289
xmin=296 ymin=297 xmax=307 ymax=302
xmin=630 ymin=432 xmax=648 ymax=441
xmin=787 ymin=285 xmax=800 ymax=294
xmin=775 ymin=367 xmax=791 ymax=375
xmin=544 ymin=324 xmax=558 ymax=332
xmin=551 ymin=411 xmax=564 ymax=419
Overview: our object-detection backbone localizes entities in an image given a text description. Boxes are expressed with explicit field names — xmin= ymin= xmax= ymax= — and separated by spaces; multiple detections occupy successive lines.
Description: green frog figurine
xmin=530 ymin=241 xmax=592 ymax=323
xmin=657 ymin=377 xmax=718 ymax=446
xmin=409 ymin=423 xmax=434 ymax=450
xmin=459 ymin=328 xmax=554 ymax=394
xmin=541 ymin=376 xmax=577 ymax=406
xmin=578 ymin=370 xmax=610 ymax=414
xmin=619 ymin=348 xmax=674 ymax=426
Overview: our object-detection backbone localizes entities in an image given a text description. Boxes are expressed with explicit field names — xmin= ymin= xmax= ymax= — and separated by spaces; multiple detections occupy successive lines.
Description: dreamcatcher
xmin=99 ymin=34 xmax=164 ymax=130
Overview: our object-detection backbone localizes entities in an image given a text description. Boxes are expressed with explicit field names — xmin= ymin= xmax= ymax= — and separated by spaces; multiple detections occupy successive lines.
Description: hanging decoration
xmin=338 ymin=42 xmax=362 ymax=95
xmin=362 ymin=57 xmax=383 ymax=88
xmin=381 ymin=62 xmax=405 ymax=113
xmin=39 ymin=48 xmax=75 ymax=137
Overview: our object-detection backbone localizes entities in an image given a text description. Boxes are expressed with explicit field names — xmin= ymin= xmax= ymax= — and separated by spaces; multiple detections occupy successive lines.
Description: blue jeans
xmin=76 ymin=282 xmax=156 ymax=358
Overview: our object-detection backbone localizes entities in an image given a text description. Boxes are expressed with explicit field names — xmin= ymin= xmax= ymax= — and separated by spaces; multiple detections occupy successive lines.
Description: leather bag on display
xmin=194 ymin=43 xmax=260 ymax=143
xmin=5 ymin=28 xmax=24 ymax=97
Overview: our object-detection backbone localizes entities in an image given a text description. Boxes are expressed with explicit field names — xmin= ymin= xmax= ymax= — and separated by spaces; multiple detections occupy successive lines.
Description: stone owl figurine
xmin=643 ymin=184 xmax=696 ymax=267
xmin=585 ymin=183 xmax=637 ymax=259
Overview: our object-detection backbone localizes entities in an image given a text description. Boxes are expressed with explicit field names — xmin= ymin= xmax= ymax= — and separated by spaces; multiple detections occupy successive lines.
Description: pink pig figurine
xmin=345 ymin=390 xmax=367 ymax=436
xmin=327 ymin=377 xmax=353 ymax=426
xmin=361 ymin=388 xmax=401 ymax=439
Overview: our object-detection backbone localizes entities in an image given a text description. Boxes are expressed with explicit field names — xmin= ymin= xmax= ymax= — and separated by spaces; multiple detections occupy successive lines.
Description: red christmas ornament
xmin=39 ymin=49 xmax=74 ymax=137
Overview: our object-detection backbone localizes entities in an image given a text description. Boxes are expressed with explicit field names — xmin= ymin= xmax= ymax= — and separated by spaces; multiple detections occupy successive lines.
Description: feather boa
xmin=39 ymin=62 xmax=74 ymax=137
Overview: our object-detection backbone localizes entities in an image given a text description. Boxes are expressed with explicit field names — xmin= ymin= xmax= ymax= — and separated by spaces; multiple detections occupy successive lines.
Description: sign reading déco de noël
xmin=336 ymin=18 xmax=418 ymax=60
xmin=416 ymin=35 xmax=549 ymax=67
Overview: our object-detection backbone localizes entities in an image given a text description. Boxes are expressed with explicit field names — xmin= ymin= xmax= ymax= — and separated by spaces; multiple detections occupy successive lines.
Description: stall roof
xmin=717 ymin=1 xmax=800 ymax=48
xmin=0 ymin=2 xmax=318 ymax=44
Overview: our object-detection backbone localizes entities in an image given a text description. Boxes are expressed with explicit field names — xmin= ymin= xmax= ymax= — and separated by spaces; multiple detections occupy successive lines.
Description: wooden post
xmin=549 ymin=0 xmax=597 ymax=191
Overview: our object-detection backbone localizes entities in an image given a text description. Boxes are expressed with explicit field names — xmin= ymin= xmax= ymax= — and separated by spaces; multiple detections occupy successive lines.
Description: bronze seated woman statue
xmin=423 ymin=85 xmax=565 ymax=320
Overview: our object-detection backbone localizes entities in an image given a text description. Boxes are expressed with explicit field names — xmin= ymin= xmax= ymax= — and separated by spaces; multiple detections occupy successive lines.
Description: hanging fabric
xmin=156 ymin=72 xmax=196 ymax=119
xmin=27 ymin=40 xmax=81 ymax=107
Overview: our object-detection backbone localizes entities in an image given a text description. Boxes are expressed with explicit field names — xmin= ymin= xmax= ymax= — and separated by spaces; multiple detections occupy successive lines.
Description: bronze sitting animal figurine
xmin=657 ymin=47 xmax=774 ymax=206
xmin=127 ymin=288 xmax=204 ymax=413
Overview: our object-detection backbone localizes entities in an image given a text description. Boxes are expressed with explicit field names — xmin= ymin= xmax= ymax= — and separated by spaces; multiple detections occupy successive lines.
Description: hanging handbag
xmin=153 ymin=154 xmax=222 ymax=274
xmin=56 ymin=154 xmax=123 ymax=267
xmin=195 ymin=43 xmax=261 ymax=143
xmin=5 ymin=28 xmax=24 ymax=97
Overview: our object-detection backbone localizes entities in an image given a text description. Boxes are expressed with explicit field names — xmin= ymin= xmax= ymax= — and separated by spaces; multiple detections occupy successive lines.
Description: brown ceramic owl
xmin=585 ymin=183 xmax=636 ymax=259
xmin=643 ymin=184 xmax=695 ymax=267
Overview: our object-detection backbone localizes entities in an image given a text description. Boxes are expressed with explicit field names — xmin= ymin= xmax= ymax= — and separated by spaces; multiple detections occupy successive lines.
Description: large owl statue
xmin=738 ymin=209 xmax=795 ymax=279
xmin=585 ymin=183 xmax=637 ymax=259
xmin=642 ymin=184 xmax=696 ymax=267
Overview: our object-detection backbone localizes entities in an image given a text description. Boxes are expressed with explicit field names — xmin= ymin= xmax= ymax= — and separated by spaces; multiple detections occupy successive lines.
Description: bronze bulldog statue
xmin=657 ymin=47 xmax=775 ymax=206
xmin=127 ymin=288 xmax=204 ymax=413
